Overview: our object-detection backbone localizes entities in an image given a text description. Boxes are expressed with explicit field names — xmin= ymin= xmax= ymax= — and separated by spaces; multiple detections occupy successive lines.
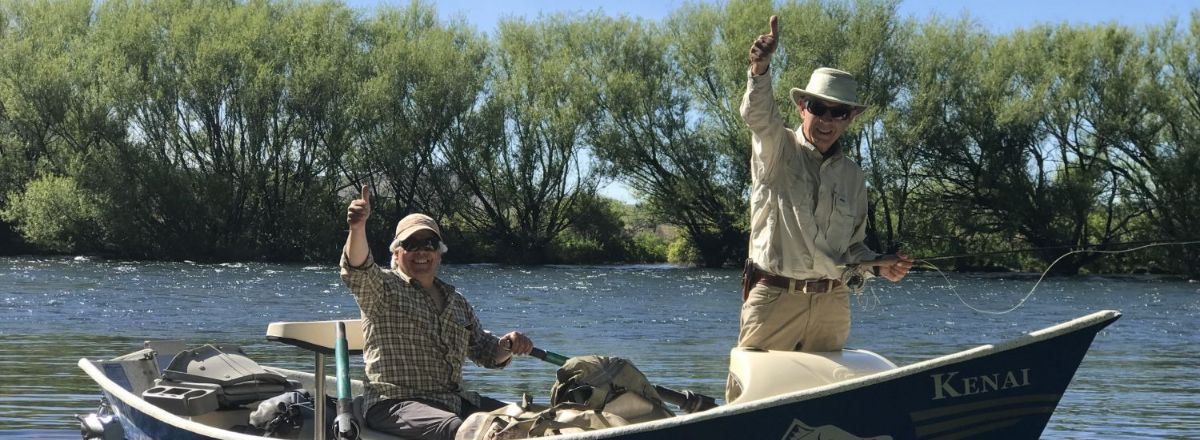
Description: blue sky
xmin=346 ymin=0 xmax=1195 ymax=34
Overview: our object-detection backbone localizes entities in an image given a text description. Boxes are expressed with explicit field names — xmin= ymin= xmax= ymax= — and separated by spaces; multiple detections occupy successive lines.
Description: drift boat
xmin=78 ymin=309 xmax=1120 ymax=439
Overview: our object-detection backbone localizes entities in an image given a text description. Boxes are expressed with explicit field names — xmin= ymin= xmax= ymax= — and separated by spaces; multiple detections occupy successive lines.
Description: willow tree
xmin=891 ymin=21 xmax=1157 ymax=273
xmin=87 ymin=0 xmax=359 ymax=260
xmin=1112 ymin=13 xmax=1200 ymax=277
xmin=877 ymin=17 xmax=989 ymax=264
xmin=584 ymin=10 xmax=748 ymax=268
xmin=348 ymin=3 xmax=488 ymax=239
xmin=1024 ymin=24 xmax=1160 ymax=270
xmin=0 ymin=0 xmax=122 ymax=253
xmin=443 ymin=15 xmax=602 ymax=264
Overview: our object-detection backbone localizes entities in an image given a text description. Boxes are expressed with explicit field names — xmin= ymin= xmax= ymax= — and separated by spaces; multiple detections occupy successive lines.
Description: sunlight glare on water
xmin=0 ymin=257 xmax=1197 ymax=438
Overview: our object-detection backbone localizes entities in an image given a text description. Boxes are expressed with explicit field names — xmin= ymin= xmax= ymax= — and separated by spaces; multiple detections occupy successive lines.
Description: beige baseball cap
xmin=394 ymin=213 xmax=442 ymax=242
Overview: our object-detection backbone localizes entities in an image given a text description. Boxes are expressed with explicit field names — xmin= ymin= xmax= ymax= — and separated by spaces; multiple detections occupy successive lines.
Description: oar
xmin=333 ymin=321 xmax=360 ymax=440
xmin=527 ymin=347 xmax=718 ymax=414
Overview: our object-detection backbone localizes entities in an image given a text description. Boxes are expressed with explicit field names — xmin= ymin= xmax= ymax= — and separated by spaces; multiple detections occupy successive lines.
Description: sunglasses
xmin=400 ymin=236 xmax=440 ymax=252
xmin=804 ymin=99 xmax=853 ymax=121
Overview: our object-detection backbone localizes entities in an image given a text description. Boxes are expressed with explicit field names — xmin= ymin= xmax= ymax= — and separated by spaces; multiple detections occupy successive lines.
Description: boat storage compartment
xmin=142 ymin=382 xmax=221 ymax=416
xmin=146 ymin=344 xmax=294 ymax=414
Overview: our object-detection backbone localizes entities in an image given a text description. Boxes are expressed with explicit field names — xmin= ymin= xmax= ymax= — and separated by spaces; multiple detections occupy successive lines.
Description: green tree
xmin=583 ymin=12 xmax=744 ymax=268
xmin=1114 ymin=13 xmax=1200 ymax=277
xmin=889 ymin=20 xmax=1151 ymax=274
xmin=0 ymin=0 xmax=131 ymax=254
xmin=444 ymin=15 xmax=602 ymax=264
xmin=348 ymin=1 xmax=488 ymax=248
xmin=548 ymin=195 xmax=632 ymax=263
xmin=1027 ymin=24 xmax=1156 ymax=270
xmin=1 ymin=175 xmax=103 ymax=252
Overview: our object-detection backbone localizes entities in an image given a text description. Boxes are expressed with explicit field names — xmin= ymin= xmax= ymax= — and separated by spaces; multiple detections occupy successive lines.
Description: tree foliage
xmin=443 ymin=15 xmax=602 ymax=264
xmin=0 ymin=0 xmax=1196 ymax=276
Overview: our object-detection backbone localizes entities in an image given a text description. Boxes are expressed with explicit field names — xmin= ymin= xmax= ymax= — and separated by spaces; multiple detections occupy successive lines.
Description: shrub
xmin=1 ymin=175 xmax=103 ymax=253
xmin=666 ymin=236 xmax=699 ymax=265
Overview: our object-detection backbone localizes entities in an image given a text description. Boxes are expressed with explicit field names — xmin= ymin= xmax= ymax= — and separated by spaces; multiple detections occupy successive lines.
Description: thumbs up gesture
xmin=347 ymin=185 xmax=371 ymax=229
xmin=749 ymin=15 xmax=779 ymax=75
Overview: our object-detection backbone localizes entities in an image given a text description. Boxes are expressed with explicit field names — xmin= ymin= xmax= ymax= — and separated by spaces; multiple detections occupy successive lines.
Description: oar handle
xmin=653 ymin=385 xmax=719 ymax=413
xmin=335 ymin=322 xmax=351 ymax=399
xmin=529 ymin=347 xmax=570 ymax=366
xmin=334 ymin=321 xmax=360 ymax=439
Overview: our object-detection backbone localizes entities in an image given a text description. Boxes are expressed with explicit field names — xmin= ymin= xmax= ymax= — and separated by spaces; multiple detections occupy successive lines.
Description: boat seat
xmin=267 ymin=319 xmax=374 ymax=440
xmin=144 ymin=344 xmax=296 ymax=415
xmin=266 ymin=319 xmax=365 ymax=355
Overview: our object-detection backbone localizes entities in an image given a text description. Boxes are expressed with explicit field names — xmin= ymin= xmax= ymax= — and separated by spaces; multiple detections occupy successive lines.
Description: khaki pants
xmin=736 ymin=281 xmax=851 ymax=352
xmin=727 ymin=282 xmax=851 ymax=403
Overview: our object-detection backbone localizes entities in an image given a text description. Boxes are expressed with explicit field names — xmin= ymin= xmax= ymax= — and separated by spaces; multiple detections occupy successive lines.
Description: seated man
xmin=341 ymin=186 xmax=533 ymax=440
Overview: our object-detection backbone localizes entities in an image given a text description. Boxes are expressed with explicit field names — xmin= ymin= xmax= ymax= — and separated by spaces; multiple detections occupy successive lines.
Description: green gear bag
xmin=549 ymin=355 xmax=674 ymax=424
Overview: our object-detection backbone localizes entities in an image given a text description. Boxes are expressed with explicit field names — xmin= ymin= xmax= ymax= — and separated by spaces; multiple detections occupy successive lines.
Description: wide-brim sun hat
xmin=789 ymin=67 xmax=867 ymax=109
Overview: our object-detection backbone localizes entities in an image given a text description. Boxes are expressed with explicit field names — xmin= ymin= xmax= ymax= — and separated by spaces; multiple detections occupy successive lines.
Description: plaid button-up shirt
xmin=340 ymin=252 xmax=509 ymax=414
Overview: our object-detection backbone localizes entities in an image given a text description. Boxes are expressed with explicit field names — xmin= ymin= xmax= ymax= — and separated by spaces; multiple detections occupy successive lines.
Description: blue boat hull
xmin=104 ymin=390 xmax=222 ymax=440
xmin=585 ymin=311 xmax=1120 ymax=439
xmin=80 ymin=310 xmax=1120 ymax=440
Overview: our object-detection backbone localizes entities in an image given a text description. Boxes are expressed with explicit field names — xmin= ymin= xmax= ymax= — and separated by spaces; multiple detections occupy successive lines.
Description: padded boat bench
xmin=266 ymin=319 xmax=364 ymax=440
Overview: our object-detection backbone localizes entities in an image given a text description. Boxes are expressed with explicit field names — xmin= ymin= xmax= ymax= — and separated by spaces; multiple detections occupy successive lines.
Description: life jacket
xmin=549 ymin=355 xmax=674 ymax=424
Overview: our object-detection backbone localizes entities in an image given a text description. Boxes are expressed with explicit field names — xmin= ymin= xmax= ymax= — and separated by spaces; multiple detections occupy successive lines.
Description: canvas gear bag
xmin=549 ymin=356 xmax=674 ymax=423
xmin=456 ymin=397 xmax=629 ymax=440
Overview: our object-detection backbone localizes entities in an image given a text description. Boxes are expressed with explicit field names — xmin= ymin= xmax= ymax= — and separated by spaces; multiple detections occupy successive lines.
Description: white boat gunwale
xmin=78 ymin=356 xmax=269 ymax=440
xmin=77 ymin=309 xmax=1122 ymax=439
xmin=526 ymin=309 xmax=1122 ymax=439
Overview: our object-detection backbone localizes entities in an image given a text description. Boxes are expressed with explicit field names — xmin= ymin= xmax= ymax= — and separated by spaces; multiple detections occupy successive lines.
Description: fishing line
xmin=912 ymin=240 xmax=1200 ymax=315
xmin=918 ymin=238 xmax=1200 ymax=262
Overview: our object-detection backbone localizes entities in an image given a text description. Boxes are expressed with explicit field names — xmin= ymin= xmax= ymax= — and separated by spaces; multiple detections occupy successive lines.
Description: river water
xmin=0 ymin=256 xmax=1196 ymax=439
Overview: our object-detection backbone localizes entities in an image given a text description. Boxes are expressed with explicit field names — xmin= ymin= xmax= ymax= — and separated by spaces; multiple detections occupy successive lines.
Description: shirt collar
xmin=393 ymin=269 xmax=445 ymax=290
xmin=796 ymin=130 xmax=843 ymax=160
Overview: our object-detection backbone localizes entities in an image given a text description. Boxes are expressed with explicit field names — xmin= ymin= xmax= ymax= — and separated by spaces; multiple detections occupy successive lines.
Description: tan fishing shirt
xmin=741 ymin=70 xmax=879 ymax=280
xmin=340 ymin=253 xmax=509 ymax=414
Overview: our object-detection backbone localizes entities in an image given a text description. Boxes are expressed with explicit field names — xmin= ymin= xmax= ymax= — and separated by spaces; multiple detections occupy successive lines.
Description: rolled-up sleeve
xmin=465 ymin=307 xmax=510 ymax=369
xmin=340 ymin=251 xmax=385 ymax=312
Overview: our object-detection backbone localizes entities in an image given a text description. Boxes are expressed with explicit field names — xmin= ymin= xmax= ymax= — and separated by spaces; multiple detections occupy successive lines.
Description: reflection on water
xmin=1 ymin=257 xmax=1197 ymax=438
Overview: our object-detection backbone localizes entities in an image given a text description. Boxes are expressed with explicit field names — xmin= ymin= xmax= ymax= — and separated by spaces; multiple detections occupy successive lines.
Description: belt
xmin=753 ymin=267 xmax=841 ymax=293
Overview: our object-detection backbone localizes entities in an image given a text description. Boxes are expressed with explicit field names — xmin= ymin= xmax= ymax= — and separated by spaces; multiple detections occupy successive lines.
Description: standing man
xmin=736 ymin=15 xmax=913 ymax=356
xmin=341 ymin=186 xmax=533 ymax=440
